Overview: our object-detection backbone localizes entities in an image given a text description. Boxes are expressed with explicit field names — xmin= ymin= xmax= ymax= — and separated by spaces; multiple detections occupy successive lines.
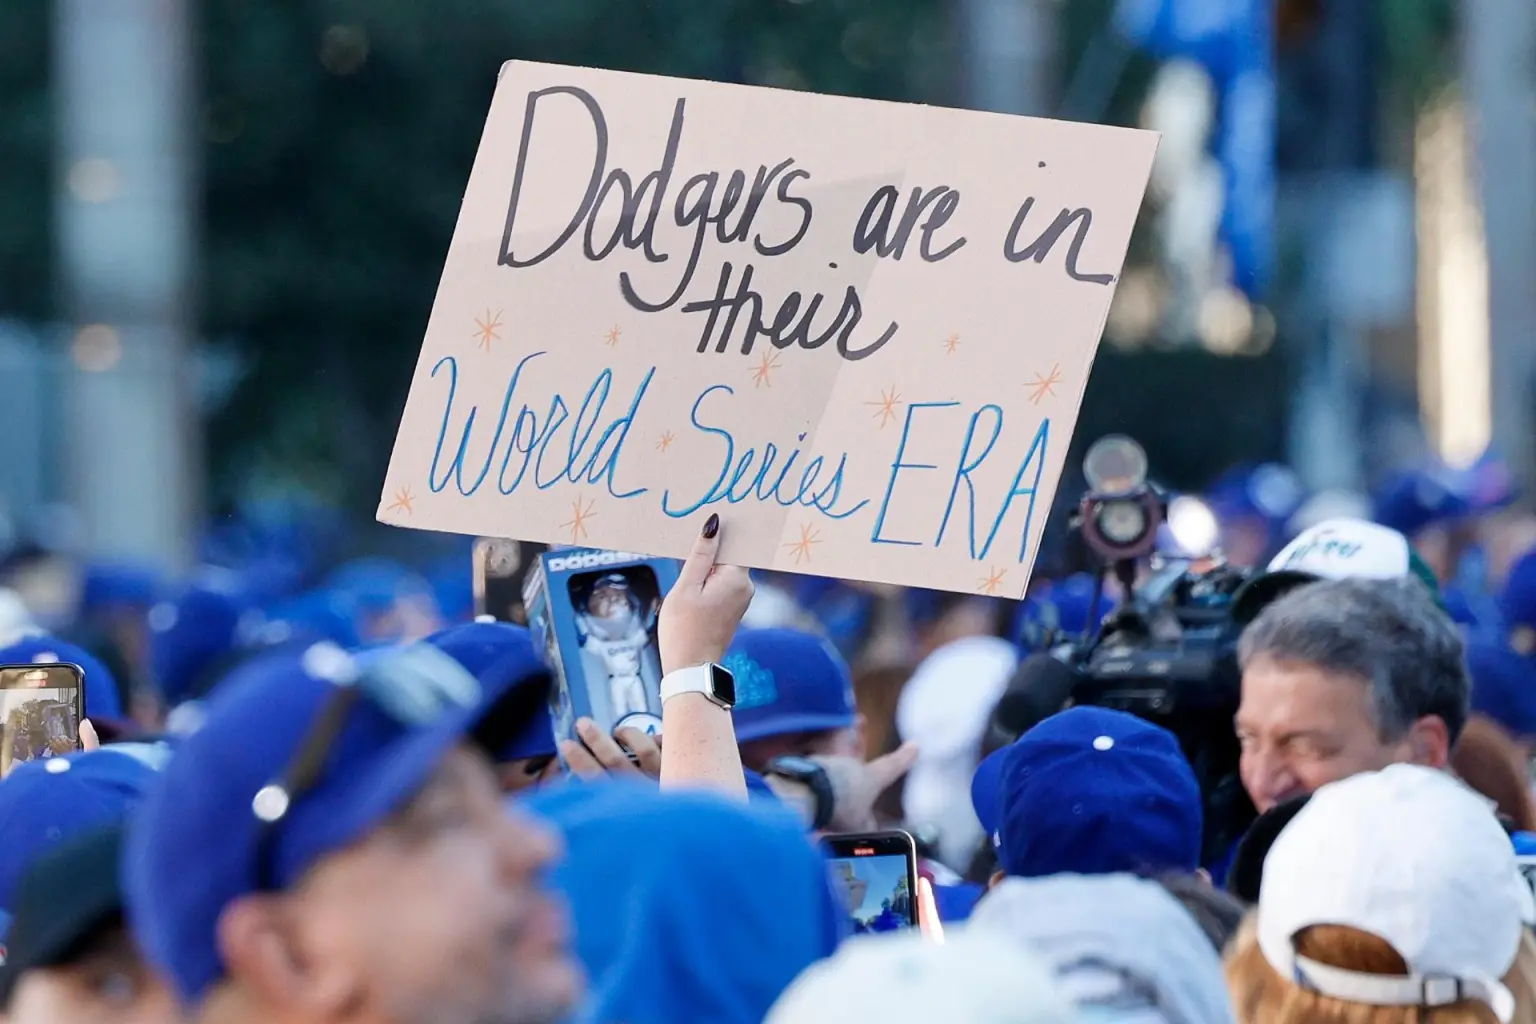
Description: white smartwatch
xmin=659 ymin=663 xmax=737 ymax=709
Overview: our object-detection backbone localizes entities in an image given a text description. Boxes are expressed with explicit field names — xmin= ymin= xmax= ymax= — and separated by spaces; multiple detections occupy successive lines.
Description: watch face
xmin=709 ymin=663 xmax=737 ymax=706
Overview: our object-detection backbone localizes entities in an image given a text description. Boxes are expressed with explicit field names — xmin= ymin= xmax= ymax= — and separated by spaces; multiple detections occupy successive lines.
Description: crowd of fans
xmin=0 ymin=454 xmax=1535 ymax=1023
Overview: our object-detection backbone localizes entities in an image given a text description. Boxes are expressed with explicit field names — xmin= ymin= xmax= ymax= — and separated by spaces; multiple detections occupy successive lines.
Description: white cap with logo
xmin=1231 ymin=518 xmax=1419 ymax=623
xmin=1258 ymin=764 xmax=1535 ymax=1023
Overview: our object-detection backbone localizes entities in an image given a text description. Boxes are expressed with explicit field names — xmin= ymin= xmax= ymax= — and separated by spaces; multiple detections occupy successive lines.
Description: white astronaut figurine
xmin=576 ymin=574 xmax=660 ymax=722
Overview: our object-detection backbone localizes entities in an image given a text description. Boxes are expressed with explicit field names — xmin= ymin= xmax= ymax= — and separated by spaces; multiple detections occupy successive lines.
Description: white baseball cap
xmin=765 ymin=927 xmax=1080 ymax=1024
xmin=1258 ymin=764 xmax=1536 ymax=1023
xmin=1231 ymin=518 xmax=1427 ymax=623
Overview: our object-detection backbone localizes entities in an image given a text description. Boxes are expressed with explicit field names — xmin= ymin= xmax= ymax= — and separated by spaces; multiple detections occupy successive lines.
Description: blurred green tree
xmin=1 ymin=0 xmax=1455 ymax=523
xmin=197 ymin=0 xmax=950 ymax=509
xmin=0 ymin=0 xmax=53 ymax=319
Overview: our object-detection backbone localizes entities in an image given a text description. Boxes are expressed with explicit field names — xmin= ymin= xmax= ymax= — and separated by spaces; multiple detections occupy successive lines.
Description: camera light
xmin=1166 ymin=496 xmax=1220 ymax=557
xmin=1083 ymin=435 xmax=1149 ymax=496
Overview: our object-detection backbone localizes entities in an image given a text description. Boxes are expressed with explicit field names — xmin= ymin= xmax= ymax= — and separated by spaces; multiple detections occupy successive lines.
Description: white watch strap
xmin=660 ymin=665 xmax=715 ymax=705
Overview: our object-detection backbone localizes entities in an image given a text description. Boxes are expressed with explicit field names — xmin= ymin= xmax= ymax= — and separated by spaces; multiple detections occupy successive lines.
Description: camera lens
xmin=1097 ymin=499 xmax=1147 ymax=545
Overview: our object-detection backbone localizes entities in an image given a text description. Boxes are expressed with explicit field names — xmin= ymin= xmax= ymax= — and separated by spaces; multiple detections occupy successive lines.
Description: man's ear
xmin=217 ymin=894 xmax=358 ymax=1017
xmin=1407 ymin=715 xmax=1452 ymax=769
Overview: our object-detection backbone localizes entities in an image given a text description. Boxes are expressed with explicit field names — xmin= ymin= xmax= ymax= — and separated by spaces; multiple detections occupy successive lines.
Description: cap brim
xmin=0 ymin=826 xmax=124 ymax=1007
xmin=1230 ymin=571 xmax=1320 ymax=625
xmin=970 ymin=747 xmax=1009 ymax=837
xmin=732 ymin=713 xmax=857 ymax=744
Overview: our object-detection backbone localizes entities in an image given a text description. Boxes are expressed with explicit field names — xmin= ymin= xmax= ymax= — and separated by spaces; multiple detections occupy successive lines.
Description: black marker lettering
xmin=499 ymin=86 xmax=608 ymax=268
xmin=758 ymin=168 xmax=812 ymax=257
xmin=918 ymin=188 xmax=966 ymax=261
xmin=582 ymin=97 xmax=685 ymax=262
xmin=853 ymin=185 xmax=962 ymax=261
xmin=1003 ymin=199 xmax=1115 ymax=285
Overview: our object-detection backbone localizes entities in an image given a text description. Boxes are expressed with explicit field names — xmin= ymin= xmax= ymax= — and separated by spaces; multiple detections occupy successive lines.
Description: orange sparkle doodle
xmin=866 ymin=386 xmax=903 ymax=429
xmin=943 ymin=332 xmax=961 ymax=354
xmin=385 ymin=486 xmax=415 ymax=516
xmin=604 ymin=325 xmax=622 ymax=347
xmin=655 ymin=431 xmax=676 ymax=453
xmin=561 ymin=496 xmax=596 ymax=543
xmin=978 ymin=565 xmax=1008 ymax=595
xmin=473 ymin=310 xmax=503 ymax=351
xmin=1026 ymin=363 xmax=1062 ymax=404
xmin=784 ymin=523 xmax=822 ymax=565
xmin=751 ymin=351 xmax=781 ymax=388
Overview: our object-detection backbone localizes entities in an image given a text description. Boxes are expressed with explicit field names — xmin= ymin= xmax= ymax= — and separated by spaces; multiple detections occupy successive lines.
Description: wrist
xmin=661 ymin=649 xmax=726 ymax=675
xmin=660 ymin=663 xmax=736 ymax=709
xmin=761 ymin=775 xmax=818 ymax=827
xmin=764 ymin=756 xmax=834 ymax=831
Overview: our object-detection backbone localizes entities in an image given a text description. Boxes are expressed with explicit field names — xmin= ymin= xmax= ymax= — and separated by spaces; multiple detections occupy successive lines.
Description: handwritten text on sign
xmin=381 ymin=62 xmax=1158 ymax=597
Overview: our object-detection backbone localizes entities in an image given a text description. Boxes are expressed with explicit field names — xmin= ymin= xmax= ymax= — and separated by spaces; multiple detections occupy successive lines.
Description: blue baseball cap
xmin=149 ymin=570 xmax=255 ymax=707
xmin=79 ymin=561 xmax=159 ymax=614
xmin=259 ymin=589 xmax=362 ymax=649
xmin=1502 ymin=550 xmax=1536 ymax=642
xmin=0 ymin=634 xmax=124 ymax=720
xmin=724 ymin=628 xmax=856 ymax=743
xmin=0 ymin=748 xmax=160 ymax=926
xmin=976 ymin=706 xmax=1202 ymax=879
xmin=124 ymin=639 xmax=545 ymax=1004
xmin=1373 ymin=468 xmax=1472 ymax=537
xmin=1467 ymin=642 xmax=1536 ymax=740
xmin=423 ymin=621 xmax=556 ymax=761
xmin=1207 ymin=463 xmax=1304 ymax=526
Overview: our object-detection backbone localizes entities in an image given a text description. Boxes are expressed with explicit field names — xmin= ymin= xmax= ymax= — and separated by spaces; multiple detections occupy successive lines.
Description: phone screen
xmin=474 ymin=539 xmax=546 ymax=625
xmin=824 ymin=830 xmax=919 ymax=935
xmin=0 ymin=663 xmax=85 ymax=778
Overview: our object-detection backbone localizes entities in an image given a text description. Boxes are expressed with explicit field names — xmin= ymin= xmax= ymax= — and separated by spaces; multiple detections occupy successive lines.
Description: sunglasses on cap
xmin=248 ymin=643 xmax=481 ymax=891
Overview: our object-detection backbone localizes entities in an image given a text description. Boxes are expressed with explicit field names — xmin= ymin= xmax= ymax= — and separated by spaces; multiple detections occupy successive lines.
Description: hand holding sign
xmin=380 ymin=62 xmax=1158 ymax=597
xmin=659 ymin=513 xmax=754 ymax=674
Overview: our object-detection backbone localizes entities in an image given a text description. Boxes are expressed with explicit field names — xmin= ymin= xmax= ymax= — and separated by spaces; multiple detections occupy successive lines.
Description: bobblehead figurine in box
xmin=525 ymin=547 xmax=680 ymax=744
xmin=574 ymin=572 xmax=660 ymax=721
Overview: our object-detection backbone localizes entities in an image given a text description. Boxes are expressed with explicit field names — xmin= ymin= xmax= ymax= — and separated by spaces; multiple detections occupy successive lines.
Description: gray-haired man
xmin=1234 ymin=576 xmax=1469 ymax=813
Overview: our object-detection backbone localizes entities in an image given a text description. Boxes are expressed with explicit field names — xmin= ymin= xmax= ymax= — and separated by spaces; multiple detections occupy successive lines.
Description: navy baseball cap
xmin=124 ymin=639 xmax=546 ymax=1004
xmin=0 ymin=633 xmax=124 ymax=720
xmin=422 ymin=621 xmax=556 ymax=761
xmin=0 ymin=825 xmax=128 ymax=1006
xmin=0 ymin=748 xmax=160 ymax=930
xmin=976 ymin=706 xmax=1203 ymax=879
xmin=724 ymin=628 xmax=856 ymax=743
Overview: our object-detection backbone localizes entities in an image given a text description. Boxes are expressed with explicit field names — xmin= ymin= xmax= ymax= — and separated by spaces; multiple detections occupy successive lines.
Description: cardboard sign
xmin=380 ymin=61 xmax=1158 ymax=598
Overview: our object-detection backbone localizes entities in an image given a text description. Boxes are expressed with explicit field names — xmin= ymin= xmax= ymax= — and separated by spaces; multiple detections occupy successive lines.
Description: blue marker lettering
xmin=979 ymin=419 xmax=1050 ymax=560
xmin=871 ymin=401 xmax=960 ymax=546
xmin=807 ymin=455 xmax=869 ymax=519
xmin=662 ymin=385 xmax=736 ymax=517
xmin=562 ymin=371 xmax=614 ymax=483
xmin=582 ymin=367 xmax=655 ymax=500
xmin=531 ymin=395 xmax=573 ymax=490
xmin=428 ymin=352 xmax=544 ymax=496
xmin=935 ymin=404 xmax=1004 ymax=557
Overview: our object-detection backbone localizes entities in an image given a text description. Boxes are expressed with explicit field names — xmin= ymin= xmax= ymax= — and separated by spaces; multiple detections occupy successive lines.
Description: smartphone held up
xmin=0 ymin=662 xmax=85 ymax=777
xmin=824 ymin=830 xmax=920 ymax=935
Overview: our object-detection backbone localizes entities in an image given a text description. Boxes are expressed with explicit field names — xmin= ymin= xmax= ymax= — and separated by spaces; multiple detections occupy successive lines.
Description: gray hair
xmin=1237 ymin=576 xmax=1470 ymax=744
